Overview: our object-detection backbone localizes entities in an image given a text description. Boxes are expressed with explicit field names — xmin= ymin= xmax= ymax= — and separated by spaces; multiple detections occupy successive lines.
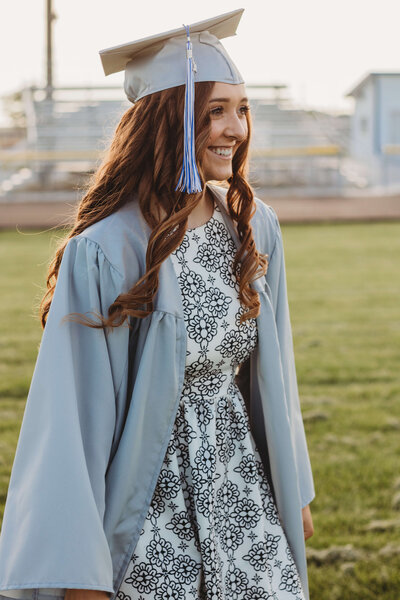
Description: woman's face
xmin=201 ymin=82 xmax=249 ymax=183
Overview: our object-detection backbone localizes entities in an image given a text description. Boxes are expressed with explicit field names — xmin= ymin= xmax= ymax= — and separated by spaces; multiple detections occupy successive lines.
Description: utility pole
xmin=42 ymin=0 xmax=57 ymax=187
xmin=46 ymin=0 xmax=56 ymax=99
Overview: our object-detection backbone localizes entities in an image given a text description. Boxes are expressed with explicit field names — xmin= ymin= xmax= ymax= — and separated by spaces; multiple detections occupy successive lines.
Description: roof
xmin=346 ymin=71 xmax=400 ymax=97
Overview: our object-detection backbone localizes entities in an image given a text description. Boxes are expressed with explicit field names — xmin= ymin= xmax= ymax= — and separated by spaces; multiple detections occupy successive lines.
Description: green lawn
xmin=1 ymin=222 xmax=400 ymax=599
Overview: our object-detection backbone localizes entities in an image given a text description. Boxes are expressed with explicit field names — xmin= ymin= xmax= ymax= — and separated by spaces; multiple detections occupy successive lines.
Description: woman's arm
xmin=302 ymin=504 xmax=314 ymax=540
xmin=65 ymin=591 xmax=111 ymax=600
xmin=0 ymin=236 xmax=129 ymax=597
xmin=264 ymin=205 xmax=316 ymax=508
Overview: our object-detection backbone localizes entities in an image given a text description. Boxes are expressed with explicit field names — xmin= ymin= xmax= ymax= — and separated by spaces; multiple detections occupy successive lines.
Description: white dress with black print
xmin=116 ymin=200 xmax=306 ymax=600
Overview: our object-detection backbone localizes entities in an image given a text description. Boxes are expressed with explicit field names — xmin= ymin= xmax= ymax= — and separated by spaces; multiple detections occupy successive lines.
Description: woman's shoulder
xmin=252 ymin=194 xmax=279 ymax=229
xmin=72 ymin=197 xmax=149 ymax=278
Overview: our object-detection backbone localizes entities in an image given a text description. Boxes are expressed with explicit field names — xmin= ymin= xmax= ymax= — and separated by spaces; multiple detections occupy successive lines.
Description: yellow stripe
xmin=250 ymin=145 xmax=341 ymax=157
xmin=0 ymin=145 xmax=341 ymax=163
xmin=383 ymin=145 xmax=400 ymax=155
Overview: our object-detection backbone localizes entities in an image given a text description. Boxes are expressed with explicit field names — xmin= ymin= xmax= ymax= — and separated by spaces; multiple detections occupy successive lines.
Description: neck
xmin=186 ymin=185 xmax=214 ymax=229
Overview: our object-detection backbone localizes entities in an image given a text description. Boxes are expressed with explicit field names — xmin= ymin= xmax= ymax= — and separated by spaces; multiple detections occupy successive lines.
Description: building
xmin=346 ymin=72 xmax=400 ymax=186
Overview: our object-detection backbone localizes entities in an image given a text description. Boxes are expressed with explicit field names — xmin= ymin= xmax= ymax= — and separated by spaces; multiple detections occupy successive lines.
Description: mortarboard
xmin=99 ymin=9 xmax=245 ymax=194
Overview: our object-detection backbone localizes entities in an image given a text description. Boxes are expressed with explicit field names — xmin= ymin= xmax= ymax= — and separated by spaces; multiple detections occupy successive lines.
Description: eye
xmin=239 ymin=105 xmax=250 ymax=116
xmin=210 ymin=106 xmax=223 ymax=116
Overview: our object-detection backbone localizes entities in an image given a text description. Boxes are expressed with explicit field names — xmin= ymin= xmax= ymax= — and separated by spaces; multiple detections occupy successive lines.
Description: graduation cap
xmin=99 ymin=9 xmax=245 ymax=194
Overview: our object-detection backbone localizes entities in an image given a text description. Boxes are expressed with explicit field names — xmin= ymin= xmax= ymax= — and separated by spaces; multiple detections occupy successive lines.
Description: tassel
xmin=175 ymin=25 xmax=203 ymax=194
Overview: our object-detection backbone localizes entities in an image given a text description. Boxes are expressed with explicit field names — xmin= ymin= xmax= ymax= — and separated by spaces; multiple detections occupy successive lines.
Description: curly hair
xmin=39 ymin=81 xmax=268 ymax=329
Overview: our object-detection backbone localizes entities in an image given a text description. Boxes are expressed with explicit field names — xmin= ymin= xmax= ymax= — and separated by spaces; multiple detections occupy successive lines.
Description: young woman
xmin=0 ymin=10 xmax=314 ymax=600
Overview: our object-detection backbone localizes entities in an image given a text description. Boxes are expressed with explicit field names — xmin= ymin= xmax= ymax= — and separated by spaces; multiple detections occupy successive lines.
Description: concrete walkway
xmin=1 ymin=194 xmax=400 ymax=230
xmin=260 ymin=194 xmax=400 ymax=223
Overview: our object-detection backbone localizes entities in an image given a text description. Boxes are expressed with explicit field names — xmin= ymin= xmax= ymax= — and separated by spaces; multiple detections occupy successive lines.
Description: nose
xmin=224 ymin=111 xmax=247 ymax=142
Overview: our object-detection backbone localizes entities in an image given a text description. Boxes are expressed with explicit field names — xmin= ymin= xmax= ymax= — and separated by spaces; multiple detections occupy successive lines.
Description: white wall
xmin=349 ymin=77 xmax=374 ymax=159
xmin=379 ymin=75 xmax=400 ymax=148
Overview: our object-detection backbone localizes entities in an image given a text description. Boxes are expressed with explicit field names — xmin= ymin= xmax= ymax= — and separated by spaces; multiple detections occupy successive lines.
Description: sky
xmin=1 ymin=0 xmax=400 ymax=125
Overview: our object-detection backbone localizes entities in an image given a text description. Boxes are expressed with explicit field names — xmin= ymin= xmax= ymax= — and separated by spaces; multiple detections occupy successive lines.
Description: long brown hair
xmin=39 ymin=81 xmax=268 ymax=329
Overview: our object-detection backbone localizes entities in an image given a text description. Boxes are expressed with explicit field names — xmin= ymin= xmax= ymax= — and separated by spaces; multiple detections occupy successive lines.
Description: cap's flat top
xmin=99 ymin=8 xmax=244 ymax=76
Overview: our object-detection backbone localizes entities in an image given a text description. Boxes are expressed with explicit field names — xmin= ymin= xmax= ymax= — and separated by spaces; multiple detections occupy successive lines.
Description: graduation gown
xmin=0 ymin=184 xmax=315 ymax=600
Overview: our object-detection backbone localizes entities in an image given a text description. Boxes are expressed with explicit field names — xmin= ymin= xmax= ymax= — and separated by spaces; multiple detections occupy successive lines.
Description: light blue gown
xmin=0 ymin=185 xmax=314 ymax=600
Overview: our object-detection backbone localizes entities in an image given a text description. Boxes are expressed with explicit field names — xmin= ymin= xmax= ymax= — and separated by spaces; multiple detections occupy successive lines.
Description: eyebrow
xmin=209 ymin=97 xmax=249 ymax=103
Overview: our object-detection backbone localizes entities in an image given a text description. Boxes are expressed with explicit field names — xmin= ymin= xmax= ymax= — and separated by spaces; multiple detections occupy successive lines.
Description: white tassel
xmin=175 ymin=25 xmax=202 ymax=194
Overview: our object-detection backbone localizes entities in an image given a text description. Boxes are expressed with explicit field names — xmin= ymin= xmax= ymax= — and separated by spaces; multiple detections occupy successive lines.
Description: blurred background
xmin=0 ymin=2 xmax=399 ymax=599
xmin=1 ymin=0 xmax=400 ymax=225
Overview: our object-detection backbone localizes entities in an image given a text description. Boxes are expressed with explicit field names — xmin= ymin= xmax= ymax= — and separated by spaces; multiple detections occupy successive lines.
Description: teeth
xmin=210 ymin=147 xmax=232 ymax=157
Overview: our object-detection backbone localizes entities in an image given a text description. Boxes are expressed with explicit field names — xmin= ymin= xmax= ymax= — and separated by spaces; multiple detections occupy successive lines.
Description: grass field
xmin=1 ymin=222 xmax=400 ymax=599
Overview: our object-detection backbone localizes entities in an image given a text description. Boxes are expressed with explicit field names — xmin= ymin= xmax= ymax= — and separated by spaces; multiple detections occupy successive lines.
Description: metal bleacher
xmin=22 ymin=86 xmax=130 ymax=169
xmin=249 ymin=99 xmax=351 ymax=191
xmin=0 ymin=85 xmax=352 ymax=199
xmin=0 ymin=87 xmax=131 ymax=198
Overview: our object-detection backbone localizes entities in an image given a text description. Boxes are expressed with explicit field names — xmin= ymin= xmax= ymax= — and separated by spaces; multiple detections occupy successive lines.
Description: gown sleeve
xmin=264 ymin=206 xmax=316 ymax=508
xmin=0 ymin=235 xmax=128 ymax=599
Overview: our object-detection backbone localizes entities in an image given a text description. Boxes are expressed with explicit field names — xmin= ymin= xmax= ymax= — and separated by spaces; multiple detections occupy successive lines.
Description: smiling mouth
xmin=209 ymin=146 xmax=234 ymax=158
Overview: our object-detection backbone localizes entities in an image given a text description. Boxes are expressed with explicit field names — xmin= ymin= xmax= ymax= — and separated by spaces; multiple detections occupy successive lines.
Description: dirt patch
xmin=364 ymin=519 xmax=400 ymax=532
xmin=307 ymin=544 xmax=363 ymax=565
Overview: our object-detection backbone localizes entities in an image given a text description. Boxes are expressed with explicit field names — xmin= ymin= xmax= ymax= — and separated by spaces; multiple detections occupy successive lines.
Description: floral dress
xmin=116 ymin=200 xmax=305 ymax=600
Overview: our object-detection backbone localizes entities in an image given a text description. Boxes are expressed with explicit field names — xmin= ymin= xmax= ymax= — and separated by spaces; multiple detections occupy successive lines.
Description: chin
xmin=205 ymin=173 xmax=232 ymax=183
xmin=203 ymin=166 xmax=233 ymax=182
xmin=202 ymin=150 xmax=235 ymax=183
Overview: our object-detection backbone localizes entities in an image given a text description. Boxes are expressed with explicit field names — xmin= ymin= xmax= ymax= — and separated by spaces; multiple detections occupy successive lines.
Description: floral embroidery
xmin=124 ymin=562 xmax=159 ymax=593
xmin=279 ymin=564 xmax=302 ymax=595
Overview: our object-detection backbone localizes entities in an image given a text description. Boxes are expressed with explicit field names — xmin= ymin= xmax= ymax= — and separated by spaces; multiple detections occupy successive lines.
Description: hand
xmin=302 ymin=504 xmax=314 ymax=540
xmin=64 ymin=590 xmax=111 ymax=600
